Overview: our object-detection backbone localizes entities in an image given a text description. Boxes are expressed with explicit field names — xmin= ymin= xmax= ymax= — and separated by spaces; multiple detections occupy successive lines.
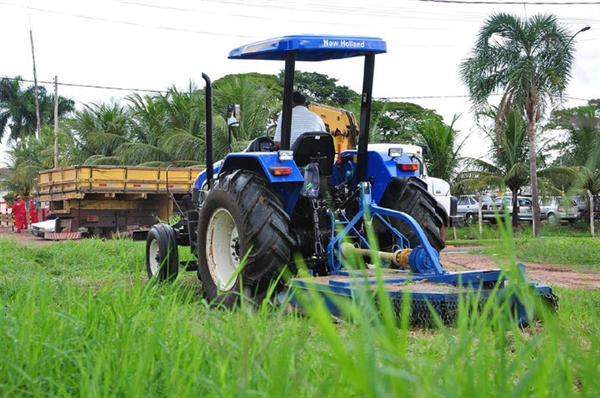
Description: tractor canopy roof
xmin=228 ymin=35 xmax=387 ymax=61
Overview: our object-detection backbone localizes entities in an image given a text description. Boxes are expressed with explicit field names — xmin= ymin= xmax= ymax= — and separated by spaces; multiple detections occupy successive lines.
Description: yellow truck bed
xmin=36 ymin=166 xmax=204 ymax=238
xmin=38 ymin=165 xmax=204 ymax=202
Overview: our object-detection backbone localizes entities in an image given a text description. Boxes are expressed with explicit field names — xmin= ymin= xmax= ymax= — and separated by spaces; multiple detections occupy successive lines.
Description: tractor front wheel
xmin=197 ymin=170 xmax=293 ymax=308
xmin=146 ymin=223 xmax=179 ymax=281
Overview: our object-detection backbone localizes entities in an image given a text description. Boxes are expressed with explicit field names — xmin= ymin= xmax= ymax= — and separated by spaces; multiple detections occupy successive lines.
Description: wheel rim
xmin=148 ymin=238 xmax=161 ymax=276
xmin=548 ymin=213 xmax=557 ymax=223
xmin=206 ymin=208 xmax=241 ymax=291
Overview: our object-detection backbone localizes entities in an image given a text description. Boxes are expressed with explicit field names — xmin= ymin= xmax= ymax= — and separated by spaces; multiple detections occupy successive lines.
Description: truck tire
xmin=146 ymin=223 xmax=179 ymax=281
xmin=197 ymin=170 xmax=294 ymax=308
xmin=377 ymin=177 xmax=445 ymax=252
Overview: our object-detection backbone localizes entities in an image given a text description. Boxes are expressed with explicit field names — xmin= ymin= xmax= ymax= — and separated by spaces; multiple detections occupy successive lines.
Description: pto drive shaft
xmin=341 ymin=242 xmax=411 ymax=269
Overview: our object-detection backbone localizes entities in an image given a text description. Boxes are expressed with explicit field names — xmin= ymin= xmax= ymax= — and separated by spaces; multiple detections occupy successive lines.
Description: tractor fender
xmin=195 ymin=152 xmax=304 ymax=215
xmin=193 ymin=159 xmax=224 ymax=191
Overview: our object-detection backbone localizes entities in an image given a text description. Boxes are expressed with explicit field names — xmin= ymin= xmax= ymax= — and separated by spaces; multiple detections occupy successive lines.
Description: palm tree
xmin=0 ymin=76 xmax=39 ymax=143
xmin=66 ymin=101 xmax=133 ymax=165
xmin=1 ymin=130 xmax=54 ymax=196
xmin=457 ymin=107 xmax=573 ymax=226
xmin=213 ymin=73 xmax=281 ymax=153
xmin=460 ymin=13 xmax=579 ymax=237
xmin=413 ymin=113 xmax=464 ymax=183
xmin=123 ymin=83 xmax=207 ymax=166
xmin=0 ymin=76 xmax=75 ymax=143
xmin=458 ymin=108 xmax=531 ymax=226
xmin=545 ymin=101 xmax=600 ymax=231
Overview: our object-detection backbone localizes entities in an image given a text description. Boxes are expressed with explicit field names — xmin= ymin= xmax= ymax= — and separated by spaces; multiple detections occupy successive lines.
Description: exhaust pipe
xmin=202 ymin=73 xmax=213 ymax=189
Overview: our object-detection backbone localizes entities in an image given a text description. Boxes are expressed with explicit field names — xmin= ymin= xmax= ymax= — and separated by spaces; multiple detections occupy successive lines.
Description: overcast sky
xmin=1 ymin=0 xmax=599 ymax=162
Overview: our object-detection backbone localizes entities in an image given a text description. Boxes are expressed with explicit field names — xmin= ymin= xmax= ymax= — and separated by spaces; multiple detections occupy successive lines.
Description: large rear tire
xmin=197 ymin=170 xmax=294 ymax=308
xmin=377 ymin=177 xmax=446 ymax=252
xmin=146 ymin=223 xmax=179 ymax=281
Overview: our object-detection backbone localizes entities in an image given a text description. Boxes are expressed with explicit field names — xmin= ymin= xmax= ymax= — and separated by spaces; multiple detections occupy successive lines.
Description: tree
xmin=545 ymin=100 xmax=600 ymax=230
xmin=547 ymin=100 xmax=600 ymax=167
xmin=0 ymin=76 xmax=74 ymax=143
xmin=127 ymin=84 xmax=206 ymax=166
xmin=460 ymin=13 xmax=578 ymax=237
xmin=457 ymin=107 xmax=572 ymax=226
xmin=278 ymin=71 xmax=359 ymax=106
xmin=213 ymin=73 xmax=281 ymax=153
xmin=66 ymin=101 xmax=134 ymax=165
xmin=414 ymin=113 xmax=464 ymax=183
xmin=1 ymin=130 xmax=54 ymax=197
xmin=458 ymin=108 xmax=532 ymax=226
xmin=370 ymin=100 xmax=431 ymax=143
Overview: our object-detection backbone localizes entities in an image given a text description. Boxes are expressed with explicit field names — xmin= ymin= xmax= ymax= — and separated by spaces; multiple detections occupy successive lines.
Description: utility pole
xmin=29 ymin=29 xmax=42 ymax=140
xmin=54 ymin=76 xmax=59 ymax=168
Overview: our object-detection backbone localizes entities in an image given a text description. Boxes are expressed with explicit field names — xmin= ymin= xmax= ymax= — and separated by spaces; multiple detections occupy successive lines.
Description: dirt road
xmin=2 ymin=228 xmax=598 ymax=289
xmin=441 ymin=251 xmax=600 ymax=290
xmin=0 ymin=227 xmax=58 ymax=246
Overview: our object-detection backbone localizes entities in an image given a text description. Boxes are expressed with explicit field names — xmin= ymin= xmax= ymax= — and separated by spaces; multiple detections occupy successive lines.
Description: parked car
xmin=481 ymin=196 xmax=534 ymax=224
xmin=575 ymin=195 xmax=600 ymax=221
xmin=30 ymin=219 xmax=56 ymax=238
xmin=538 ymin=197 xmax=581 ymax=223
xmin=457 ymin=195 xmax=493 ymax=224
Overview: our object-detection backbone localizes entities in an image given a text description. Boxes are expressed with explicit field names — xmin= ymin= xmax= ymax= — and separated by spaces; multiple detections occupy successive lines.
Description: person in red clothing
xmin=29 ymin=195 xmax=39 ymax=224
xmin=12 ymin=195 xmax=27 ymax=233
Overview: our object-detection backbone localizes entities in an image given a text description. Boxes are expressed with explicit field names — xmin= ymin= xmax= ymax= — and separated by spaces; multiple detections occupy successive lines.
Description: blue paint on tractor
xmin=194 ymin=152 xmax=304 ymax=215
xmin=331 ymin=148 xmax=420 ymax=204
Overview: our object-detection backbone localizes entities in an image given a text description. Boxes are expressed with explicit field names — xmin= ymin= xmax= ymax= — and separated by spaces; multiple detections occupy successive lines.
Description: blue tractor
xmin=146 ymin=35 xmax=557 ymax=325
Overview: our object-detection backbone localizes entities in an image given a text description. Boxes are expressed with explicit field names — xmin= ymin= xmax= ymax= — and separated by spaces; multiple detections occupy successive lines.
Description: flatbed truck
xmin=37 ymin=165 xmax=203 ymax=239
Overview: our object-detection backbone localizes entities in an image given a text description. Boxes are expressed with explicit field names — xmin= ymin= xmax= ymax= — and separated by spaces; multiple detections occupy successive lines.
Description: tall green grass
xmin=0 ymin=236 xmax=599 ymax=396
xmin=475 ymin=238 xmax=600 ymax=271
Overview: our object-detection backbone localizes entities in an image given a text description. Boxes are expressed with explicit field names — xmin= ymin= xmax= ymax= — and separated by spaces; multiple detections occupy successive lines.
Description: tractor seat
xmin=291 ymin=131 xmax=335 ymax=176
xmin=244 ymin=136 xmax=274 ymax=152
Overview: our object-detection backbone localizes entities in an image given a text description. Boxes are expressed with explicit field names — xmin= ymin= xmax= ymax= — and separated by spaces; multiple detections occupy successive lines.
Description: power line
xmin=5 ymin=76 xmax=594 ymax=103
xmin=380 ymin=95 xmax=472 ymax=100
xmin=4 ymin=77 xmax=167 ymax=94
xmin=419 ymin=0 xmax=600 ymax=4
xmin=2 ymin=0 xmax=595 ymax=46
xmin=0 ymin=1 xmax=254 ymax=39
xmin=1 ymin=76 xmax=480 ymax=100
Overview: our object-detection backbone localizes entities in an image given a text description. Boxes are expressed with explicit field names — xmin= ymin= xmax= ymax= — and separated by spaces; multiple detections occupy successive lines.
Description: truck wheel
xmin=146 ymin=223 xmax=179 ymax=281
xmin=378 ymin=177 xmax=445 ymax=252
xmin=197 ymin=170 xmax=293 ymax=308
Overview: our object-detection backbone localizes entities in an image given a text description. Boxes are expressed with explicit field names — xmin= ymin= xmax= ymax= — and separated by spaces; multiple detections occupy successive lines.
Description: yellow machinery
xmin=307 ymin=102 xmax=357 ymax=153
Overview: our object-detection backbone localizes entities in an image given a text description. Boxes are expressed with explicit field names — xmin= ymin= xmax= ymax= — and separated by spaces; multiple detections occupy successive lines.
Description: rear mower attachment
xmin=282 ymin=183 xmax=558 ymax=327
